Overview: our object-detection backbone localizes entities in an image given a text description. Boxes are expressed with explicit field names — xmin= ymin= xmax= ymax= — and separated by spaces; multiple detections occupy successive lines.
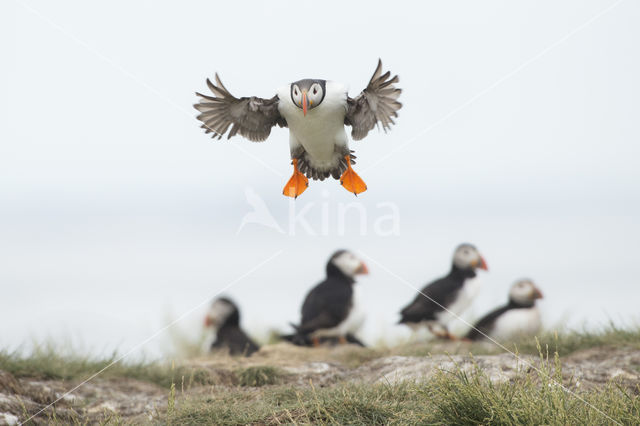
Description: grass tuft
xmin=0 ymin=345 xmax=217 ymax=389
xmin=165 ymin=363 xmax=640 ymax=425
xmin=162 ymin=340 xmax=640 ymax=425
xmin=509 ymin=322 xmax=640 ymax=356
xmin=236 ymin=366 xmax=282 ymax=387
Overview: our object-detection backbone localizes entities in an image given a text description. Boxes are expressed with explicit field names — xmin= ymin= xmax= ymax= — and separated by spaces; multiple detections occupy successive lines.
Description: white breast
xmin=435 ymin=277 xmax=482 ymax=325
xmin=490 ymin=307 xmax=542 ymax=341
xmin=278 ymin=82 xmax=349 ymax=169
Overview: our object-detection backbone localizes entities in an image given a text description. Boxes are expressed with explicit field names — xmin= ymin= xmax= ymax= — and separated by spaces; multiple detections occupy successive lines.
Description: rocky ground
xmin=1 ymin=344 xmax=639 ymax=424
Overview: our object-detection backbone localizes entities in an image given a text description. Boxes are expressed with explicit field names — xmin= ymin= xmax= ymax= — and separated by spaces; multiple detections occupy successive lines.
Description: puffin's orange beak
xmin=478 ymin=256 xmax=488 ymax=271
xmin=533 ymin=287 xmax=543 ymax=299
xmin=302 ymin=91 xmax=308 ymax=117
xmin=356 ymin=262 xmax=369 ymax=275
xmin=204 ymin=316 xmax=213 ymax=327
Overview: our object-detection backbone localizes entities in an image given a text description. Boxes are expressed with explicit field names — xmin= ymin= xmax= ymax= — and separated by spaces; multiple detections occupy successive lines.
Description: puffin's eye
xmin=313 ymin=87 xmax=318 ymax=95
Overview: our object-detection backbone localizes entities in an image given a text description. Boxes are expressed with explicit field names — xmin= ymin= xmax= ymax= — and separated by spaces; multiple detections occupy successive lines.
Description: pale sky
xmin=1 ymin=0 xmax=639 ymax=357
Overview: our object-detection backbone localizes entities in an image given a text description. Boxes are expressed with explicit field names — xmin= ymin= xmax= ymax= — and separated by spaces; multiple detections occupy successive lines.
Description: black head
xmin=452 ymin=243 xmax=488 ymax=272
xmin=204 ymin=297 xmax=240 ymax=328
xmin=508 ymin=279 xmax=543 ymax=307
xmin=290 ymin=79 xmax=326 ymax=116
xmin=326 ymin=249 xmax=368 ymax=280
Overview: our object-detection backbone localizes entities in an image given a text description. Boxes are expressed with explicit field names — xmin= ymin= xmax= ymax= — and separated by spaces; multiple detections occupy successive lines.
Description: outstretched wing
xmin=344 ymin=59 xmax=402 ymax=140
xmin=194 ymin=74 xmax=287 ymax=142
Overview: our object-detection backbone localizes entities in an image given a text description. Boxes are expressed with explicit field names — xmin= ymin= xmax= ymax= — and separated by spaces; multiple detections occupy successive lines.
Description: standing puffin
xmin=194 ymin=60 xmax=402 ymax=198
xmin=204 ymin=297 xmax=259 ymax=356
xmin=466 ymin=279 xmax=543 ymax=341
xmin=286 ymin=250 xmax=369 ymax=346
xmin=399 ymin=244 xmax=488 ymax=339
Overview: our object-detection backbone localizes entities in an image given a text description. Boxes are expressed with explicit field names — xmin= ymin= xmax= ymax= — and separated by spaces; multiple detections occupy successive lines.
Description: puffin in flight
xmin=204 ymin=297 xmax=259 ymax=356
xmin=194 ymin=60 xmax=402 ymax=198
xmin=466 ymin=279 xmax=543 ymax=342
xmin=285 ymin=250 xmax=368 ymax=346
xmin=399 ymin=243 xmax=488 ymax=339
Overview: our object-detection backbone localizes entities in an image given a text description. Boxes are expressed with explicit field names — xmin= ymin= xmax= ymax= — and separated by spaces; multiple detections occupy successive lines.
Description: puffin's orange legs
xmin=283 ymin=159 xmax=309 ymax=198
xmin=340 ymin=155 xmax=367 ymax=195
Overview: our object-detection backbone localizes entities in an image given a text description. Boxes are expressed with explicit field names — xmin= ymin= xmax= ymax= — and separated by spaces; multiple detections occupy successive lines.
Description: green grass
xmin=3 ymin=325 xmax=639 ymax=385
xmin=4 ymin=325 xmax=639 ymax=384
xmin=509 ymin=323 xmax=640 ymax=356
xmin=164 ymin=363 xmax=640 ymax=425
xmin=236 ymin=366 xmax=283 ymax=387
xmin=387 ymin=323 xmax=640 ymax=359
xmin=0 ymin=345 xmax=217 ymax=389
xmin=158 ymin=328 xmax=640 ymax=425
xmin=0 ymin=346 xmax=289 ymax=392
xmin=4 ymin=326 xmax=640 ymax=424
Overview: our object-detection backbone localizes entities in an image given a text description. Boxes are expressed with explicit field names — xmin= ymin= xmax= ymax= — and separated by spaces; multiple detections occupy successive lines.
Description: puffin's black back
xmin=210 ymin=298 xmax=259 ymax=356
xmin=399 ymin=266 xmax=476 ymax=323
xmin=466 ymin=300 xmax=533 ymax=341
xmin=212 ymin=325 xmax=260 ymax=356
xmin=296 ymin=253 xmax=355 ymax=334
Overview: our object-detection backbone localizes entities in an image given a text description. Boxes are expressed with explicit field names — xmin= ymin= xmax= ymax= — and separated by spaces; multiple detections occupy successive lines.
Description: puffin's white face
xmin=306 ymin=83 xmax=324 ymax=107
xmin=290 ymin=80 xmax=325 ymax=116
xmin=509 ymin=279 xmax=543 ymax=305
xmin=204 ymin=298 xmax=235 ymax=329
xmin=331 ymin=251 xmax=369 ymax=278
xmin=452 ymin=243 xmax=488 ymax=271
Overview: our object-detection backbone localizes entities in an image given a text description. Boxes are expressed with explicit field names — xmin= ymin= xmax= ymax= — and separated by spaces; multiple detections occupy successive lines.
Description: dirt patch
xmin=0 ymin=374 xmax=166 ymax=425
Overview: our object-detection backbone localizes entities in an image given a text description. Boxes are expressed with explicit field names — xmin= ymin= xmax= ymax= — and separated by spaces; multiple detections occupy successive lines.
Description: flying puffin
xmin=285 ymin=250 xmax=369 ymax=346
xmin=399 ymin=243 xmax=488 ymax=339
xmin=466 ymin=279 xmax=543 ymax=341
xmin=194 ymin=60 xmax=402 ymax=198
xmin=204 ymin=297 xmax=259 ymax=356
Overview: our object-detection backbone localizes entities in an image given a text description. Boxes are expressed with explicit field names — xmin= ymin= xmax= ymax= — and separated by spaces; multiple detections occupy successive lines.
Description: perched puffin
xmin=286 ymin=250 xmax=369 ymax=346
xmin=204 ymin=297 xmax=259 ymax=356
xmin=399 ymin=243 xmax=488 ymax=339
xmin=194 ymin=60 xmax=402 ymax=198
xmin=466 ymin=279 xmax=543 ymax=341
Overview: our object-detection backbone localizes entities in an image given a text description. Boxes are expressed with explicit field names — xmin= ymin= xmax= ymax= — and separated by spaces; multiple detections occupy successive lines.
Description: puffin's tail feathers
xmin=279 ymin=332 xmax=312 ymax=346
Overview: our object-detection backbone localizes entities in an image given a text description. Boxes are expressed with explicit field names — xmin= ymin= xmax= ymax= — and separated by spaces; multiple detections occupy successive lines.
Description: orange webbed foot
xmin=283 ymin=159 xmax=309 ymax=198
xmin=339 ymin=155 xmax=367 ymax=196
xmin=445 ymin=332 xmax=459 ymax=341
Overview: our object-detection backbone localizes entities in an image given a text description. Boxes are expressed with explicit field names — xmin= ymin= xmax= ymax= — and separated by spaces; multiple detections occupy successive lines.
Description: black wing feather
xmin=212 ymin=325 xmax=260 ymax=356
xmin=297 ymin=279 xmax=353 ymax=334
xmin=194 ymin=73 xmax=287 ymax=142
xmin=345 ymin=59 xmax=403 ymax=140
xmin=399 ymin=277 xmax=462 ymax=323
xmin=465 ymin=305 xmax=512 ymax=341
